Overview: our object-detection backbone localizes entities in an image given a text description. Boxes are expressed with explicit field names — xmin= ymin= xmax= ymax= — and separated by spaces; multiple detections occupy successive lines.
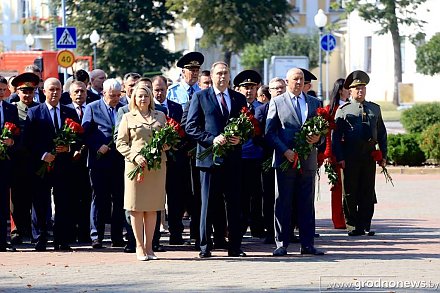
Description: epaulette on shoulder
xmin=340 ymin=102 xmax=351 ymax=109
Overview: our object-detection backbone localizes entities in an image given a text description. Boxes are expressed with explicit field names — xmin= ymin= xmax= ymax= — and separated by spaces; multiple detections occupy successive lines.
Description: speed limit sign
xmin=57 ymin=50 xmax=75 ymax=68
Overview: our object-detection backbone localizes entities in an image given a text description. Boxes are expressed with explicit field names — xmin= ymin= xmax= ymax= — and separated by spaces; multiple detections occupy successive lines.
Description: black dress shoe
xmin=199 ymin=250 xmax=212 ymax=258
xmin=348 ymin=229 xmax=365 ymax=236
xmin=35 ymin=241 xmax=47 ymax=252
xmin=54 ymin=244 xmax=73 ymax=251
xmin=228 ymin=249 xmax=247 ymax=257
xmin=300 ymin=246 xmax=324 ymax=255
xmin=153 ymin=244 xmax=166 ymax=252
xmin=92 ymin=239 xmax=104 ymax=249
xmin=10 ymin=235 xmax=23 ymax=245
xmin=0 ymin=243 xmax=16 ymax=252
xmin=366 ymin=230 xmax=376 ymax=236
xmin=124 ymin=245 xmax=136 ymax=253
xmin=272 ymin=247 xmax=287 ymax=256
xmin=111 ymin=240 xmax=126 ymax=247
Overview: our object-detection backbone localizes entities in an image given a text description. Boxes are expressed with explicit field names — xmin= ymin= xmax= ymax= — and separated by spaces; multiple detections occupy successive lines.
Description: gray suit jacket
xmin=265 ymin=92 xmax=323 ymax=171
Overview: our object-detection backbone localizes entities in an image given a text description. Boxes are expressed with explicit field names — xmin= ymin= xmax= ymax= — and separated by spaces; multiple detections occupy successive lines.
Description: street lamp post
xmin=89 ymin=30 xmax=100 ymax=69
xmin=194 ymin=23 xmax=204 ymax=52
xmin=314 ymin=9 xmax=327 ymax=102
xmin=25 ymin=33 xmax=35 ymax=51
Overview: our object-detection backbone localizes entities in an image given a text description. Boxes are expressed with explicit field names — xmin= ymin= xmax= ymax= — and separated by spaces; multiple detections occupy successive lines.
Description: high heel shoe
xmin=147 ymin=254 xmax=158 ymax=260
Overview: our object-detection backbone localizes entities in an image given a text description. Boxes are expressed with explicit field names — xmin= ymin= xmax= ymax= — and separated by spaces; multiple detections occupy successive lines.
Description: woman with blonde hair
xmin=116 ymin=84 xmax=169 ymax=261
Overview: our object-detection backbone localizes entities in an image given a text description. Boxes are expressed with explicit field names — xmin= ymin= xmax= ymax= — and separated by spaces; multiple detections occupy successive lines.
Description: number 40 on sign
xmin=57 ymin=50 xmax=75 ymax=68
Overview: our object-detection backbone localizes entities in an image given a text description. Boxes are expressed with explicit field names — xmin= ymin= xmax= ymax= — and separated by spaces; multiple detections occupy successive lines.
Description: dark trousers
xmin=274 ymin=168 xmax=316 ymax=249
xmin=199 ymin=163 xmax=242 ymax=253
xmin=343 ymin=158 xmax=376 ymax=231
xmin=189 ymin=157 xmax=201 ymax=241
xmin=166 ymin=153 xmax=192 ymax=239
xmin=10 ymin=151 xmax=34 ymax=239
xmin=240 ymin=158 xmax=264 ymax=236
xmin=262 ymin=167 xmax=275 ymax=237
xmin=0 ymin=160 xmax=12 ymax=246
xmin=89 ymin=167 xmax=125 ymax=242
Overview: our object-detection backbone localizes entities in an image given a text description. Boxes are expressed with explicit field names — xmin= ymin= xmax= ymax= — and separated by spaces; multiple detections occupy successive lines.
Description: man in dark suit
xmin=266 ymin=68 xmax=324 ymax=256
xmin=24 ymin=78 xmax=80 ymax=251
xmin=82 ymin=78 xmax=125 ymax=249
xmin=65 ymin=81 xmax=92 ymax=243
xmin=185 ymin=61 xmax=247 ymax=258
xmin=152 ymin=75 xmax=192 ymax=246
xmin=0 ymin=75 xmax=19 ymax=252
xmin=60 ymin=70 xmax=100 ymax=105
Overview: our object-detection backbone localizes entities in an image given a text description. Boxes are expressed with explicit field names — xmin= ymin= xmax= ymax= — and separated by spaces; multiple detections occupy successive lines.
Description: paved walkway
xmin=1 ymin=173 xmax=439 ymax=292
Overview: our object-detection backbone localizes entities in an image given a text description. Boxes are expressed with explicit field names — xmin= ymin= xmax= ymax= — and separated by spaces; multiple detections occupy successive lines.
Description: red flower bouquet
xmin=127 ymin=117 xmax=185 ymax=183
xmin=36 ymin=118 xmax=84 ymax=178
xmin=197 ymin=107 xmax=259 ymax=164
xmin=0 ymin=122 xmax=20 ymax=160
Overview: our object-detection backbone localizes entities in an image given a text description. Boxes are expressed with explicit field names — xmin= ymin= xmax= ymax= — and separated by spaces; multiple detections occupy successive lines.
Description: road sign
xmin=56 ymin=27 xmax=77 ymax=49
xmin=320 ymin=34 xmax=336 ymax=52
xmin=57 ymin=50 xmax=75 ymax=68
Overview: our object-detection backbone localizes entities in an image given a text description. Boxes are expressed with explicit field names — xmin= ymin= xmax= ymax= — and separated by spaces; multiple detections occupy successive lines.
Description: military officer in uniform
xmin=166 ymin=52 xmax=204 ymax=108
xmin=300 ymin=68 xmax=318 ymax=98
xmin=332 ymin=70 xmax=387 ymax=237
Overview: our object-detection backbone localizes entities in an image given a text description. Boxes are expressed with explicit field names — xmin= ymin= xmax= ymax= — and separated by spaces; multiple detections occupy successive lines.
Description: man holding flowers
xmin=266 ymin=68 xmax=325 ymax=256
xmin=185 ymin=61 xmax=247 ymax=258
xmin=24 ymin=78 xmax=80 ymax=251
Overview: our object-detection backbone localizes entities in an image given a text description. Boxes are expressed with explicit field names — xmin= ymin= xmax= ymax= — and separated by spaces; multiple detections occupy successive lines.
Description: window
xmin=365 ymin=36 xmax=372 ymax=73
xmin=20 ymin=0 xmax=30 ymax=18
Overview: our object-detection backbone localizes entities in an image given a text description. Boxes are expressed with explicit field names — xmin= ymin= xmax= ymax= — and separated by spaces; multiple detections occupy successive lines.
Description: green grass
xmin=377 ymin=101 xmax=401 ymax=122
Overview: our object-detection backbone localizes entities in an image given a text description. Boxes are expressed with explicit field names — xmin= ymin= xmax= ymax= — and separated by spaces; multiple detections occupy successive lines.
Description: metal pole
xmin=326 ymin=34 xmax=329 ymax=105
xmin=317 ymin=28 xmax=323 ymax=101
xmin=61 ymin=0 xmax=67 ymax=84
xmin=93 ymin=44 xmax=97 ymax=69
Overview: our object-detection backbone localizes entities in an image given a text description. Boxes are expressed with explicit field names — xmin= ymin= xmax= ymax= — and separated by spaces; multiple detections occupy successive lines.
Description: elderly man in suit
xmin=266 ymin=68 xmax=324 ymax=256
xmin=82 ymin=78 xmax=125 ymax=249
xmin=24 ymin=78 xmax=80 ymax=251
xmin=186 ymin=61 xmax=247 ymax=258
xmin=0 ymin=76 xmax=19 ymax=252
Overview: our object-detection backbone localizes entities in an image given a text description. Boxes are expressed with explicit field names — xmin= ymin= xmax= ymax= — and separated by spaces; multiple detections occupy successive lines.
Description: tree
xmin=345 ymin=0 xmax=427 ymax=106
xmin=64 ymin=0 xmax=180 ymax=76
xmin=415 ymin=33 xmax=440 ymax=76
xmin=166 ymin=0 xmax=293 ymax=65
xmin=240 ymin=33 xmax=319 ymax=73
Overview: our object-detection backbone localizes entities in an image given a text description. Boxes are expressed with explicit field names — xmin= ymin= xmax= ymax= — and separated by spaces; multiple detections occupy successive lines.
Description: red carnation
xmin=371 ymin=149 xmax=383 ymax=162
xmin=4 ymin=122 xmax=20 ymax=136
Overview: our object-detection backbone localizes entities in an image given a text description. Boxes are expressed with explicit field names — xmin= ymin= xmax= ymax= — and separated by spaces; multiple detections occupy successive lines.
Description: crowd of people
xmin=0 ymin=51 xmax=387 ymax=260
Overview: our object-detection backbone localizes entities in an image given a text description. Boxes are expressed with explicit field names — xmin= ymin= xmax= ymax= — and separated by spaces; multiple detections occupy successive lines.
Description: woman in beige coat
xmin=116 ymin=84 xmax=169 ymax=261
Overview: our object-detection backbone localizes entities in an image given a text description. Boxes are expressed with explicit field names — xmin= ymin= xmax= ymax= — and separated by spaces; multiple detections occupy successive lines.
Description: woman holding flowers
xmin=319 ymin=78 xmax=350 ymax=229
xmin=116 ymin=84 xmax=168 ymax=261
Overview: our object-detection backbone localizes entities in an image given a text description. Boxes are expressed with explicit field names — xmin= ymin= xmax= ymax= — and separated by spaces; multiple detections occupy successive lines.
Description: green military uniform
xmin=331 ymin=71 xmax=387 ymax=235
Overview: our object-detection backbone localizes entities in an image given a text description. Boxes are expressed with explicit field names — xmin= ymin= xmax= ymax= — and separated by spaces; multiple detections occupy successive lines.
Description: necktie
xmin=109 ymin=107 xmax=115 ymax=126
xmin=220 ymin=92 xmax=229 ymax=118
xmin=294 ymin=96 xmax=302 ymax=124
xmin=53 ymin=107 xmax=60 ymax=132
xmin=248 ymin=102 xmax=254 ymax=115
xmin=188 ymin=86 xmax=194 ymax=98
xmin=77 ymin=106 xmax=84 ymax=121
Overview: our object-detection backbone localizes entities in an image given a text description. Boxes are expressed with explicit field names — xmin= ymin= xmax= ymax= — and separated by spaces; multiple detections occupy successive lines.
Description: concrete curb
xmin=378 ymin=166 xmax=440 ymax=174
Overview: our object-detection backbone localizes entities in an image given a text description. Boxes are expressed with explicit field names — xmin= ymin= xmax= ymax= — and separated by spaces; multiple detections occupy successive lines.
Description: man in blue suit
xmin=185 ymin=61 xmax=247 ymax=258
xmin=266 ymin=68 xmax=324 ymax=256
xmin=24 ymin=78 xmax=80 ymax=251
xmin=82 ymin=78 xmax=125 ymax=249
xmin=0 ymin=75 xmax=19 ymax=252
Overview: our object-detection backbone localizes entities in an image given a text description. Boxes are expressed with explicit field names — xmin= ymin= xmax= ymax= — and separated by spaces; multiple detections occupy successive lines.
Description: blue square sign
xmin=56 ymin=27 xmax=77 ymax=49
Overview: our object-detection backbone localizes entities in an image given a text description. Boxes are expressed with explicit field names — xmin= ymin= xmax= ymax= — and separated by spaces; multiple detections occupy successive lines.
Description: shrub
xmin=419 ymin=122 xmax=440 ymax=163
xmin=387 ymin=133 xmax=425 ymax=166
xmin=400 ymin=102 xmax=440 ymax=133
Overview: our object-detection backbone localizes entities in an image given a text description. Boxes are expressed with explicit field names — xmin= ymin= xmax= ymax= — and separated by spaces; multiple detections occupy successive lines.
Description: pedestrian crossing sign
xmin=56 ymin=27 xmax=77 ymax=49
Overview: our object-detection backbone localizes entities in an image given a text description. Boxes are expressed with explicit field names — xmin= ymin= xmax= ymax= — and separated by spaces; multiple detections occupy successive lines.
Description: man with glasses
xmin=167 ymin=52 xmax=204 ymax=108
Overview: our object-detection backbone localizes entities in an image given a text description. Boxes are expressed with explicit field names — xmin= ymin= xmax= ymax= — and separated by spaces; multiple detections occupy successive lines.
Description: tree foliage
xmin=64 ymin=0 xmax=180 ymax=76
xmin=415 ymin=33 xmax=440 ymax=76
xmin=240 ymin=33 xmax=319 ymax=72
xmin=345 ymin=0 xmax=427 ymax=106
xmin=166 ymin=0 xmax=293 ymax=64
